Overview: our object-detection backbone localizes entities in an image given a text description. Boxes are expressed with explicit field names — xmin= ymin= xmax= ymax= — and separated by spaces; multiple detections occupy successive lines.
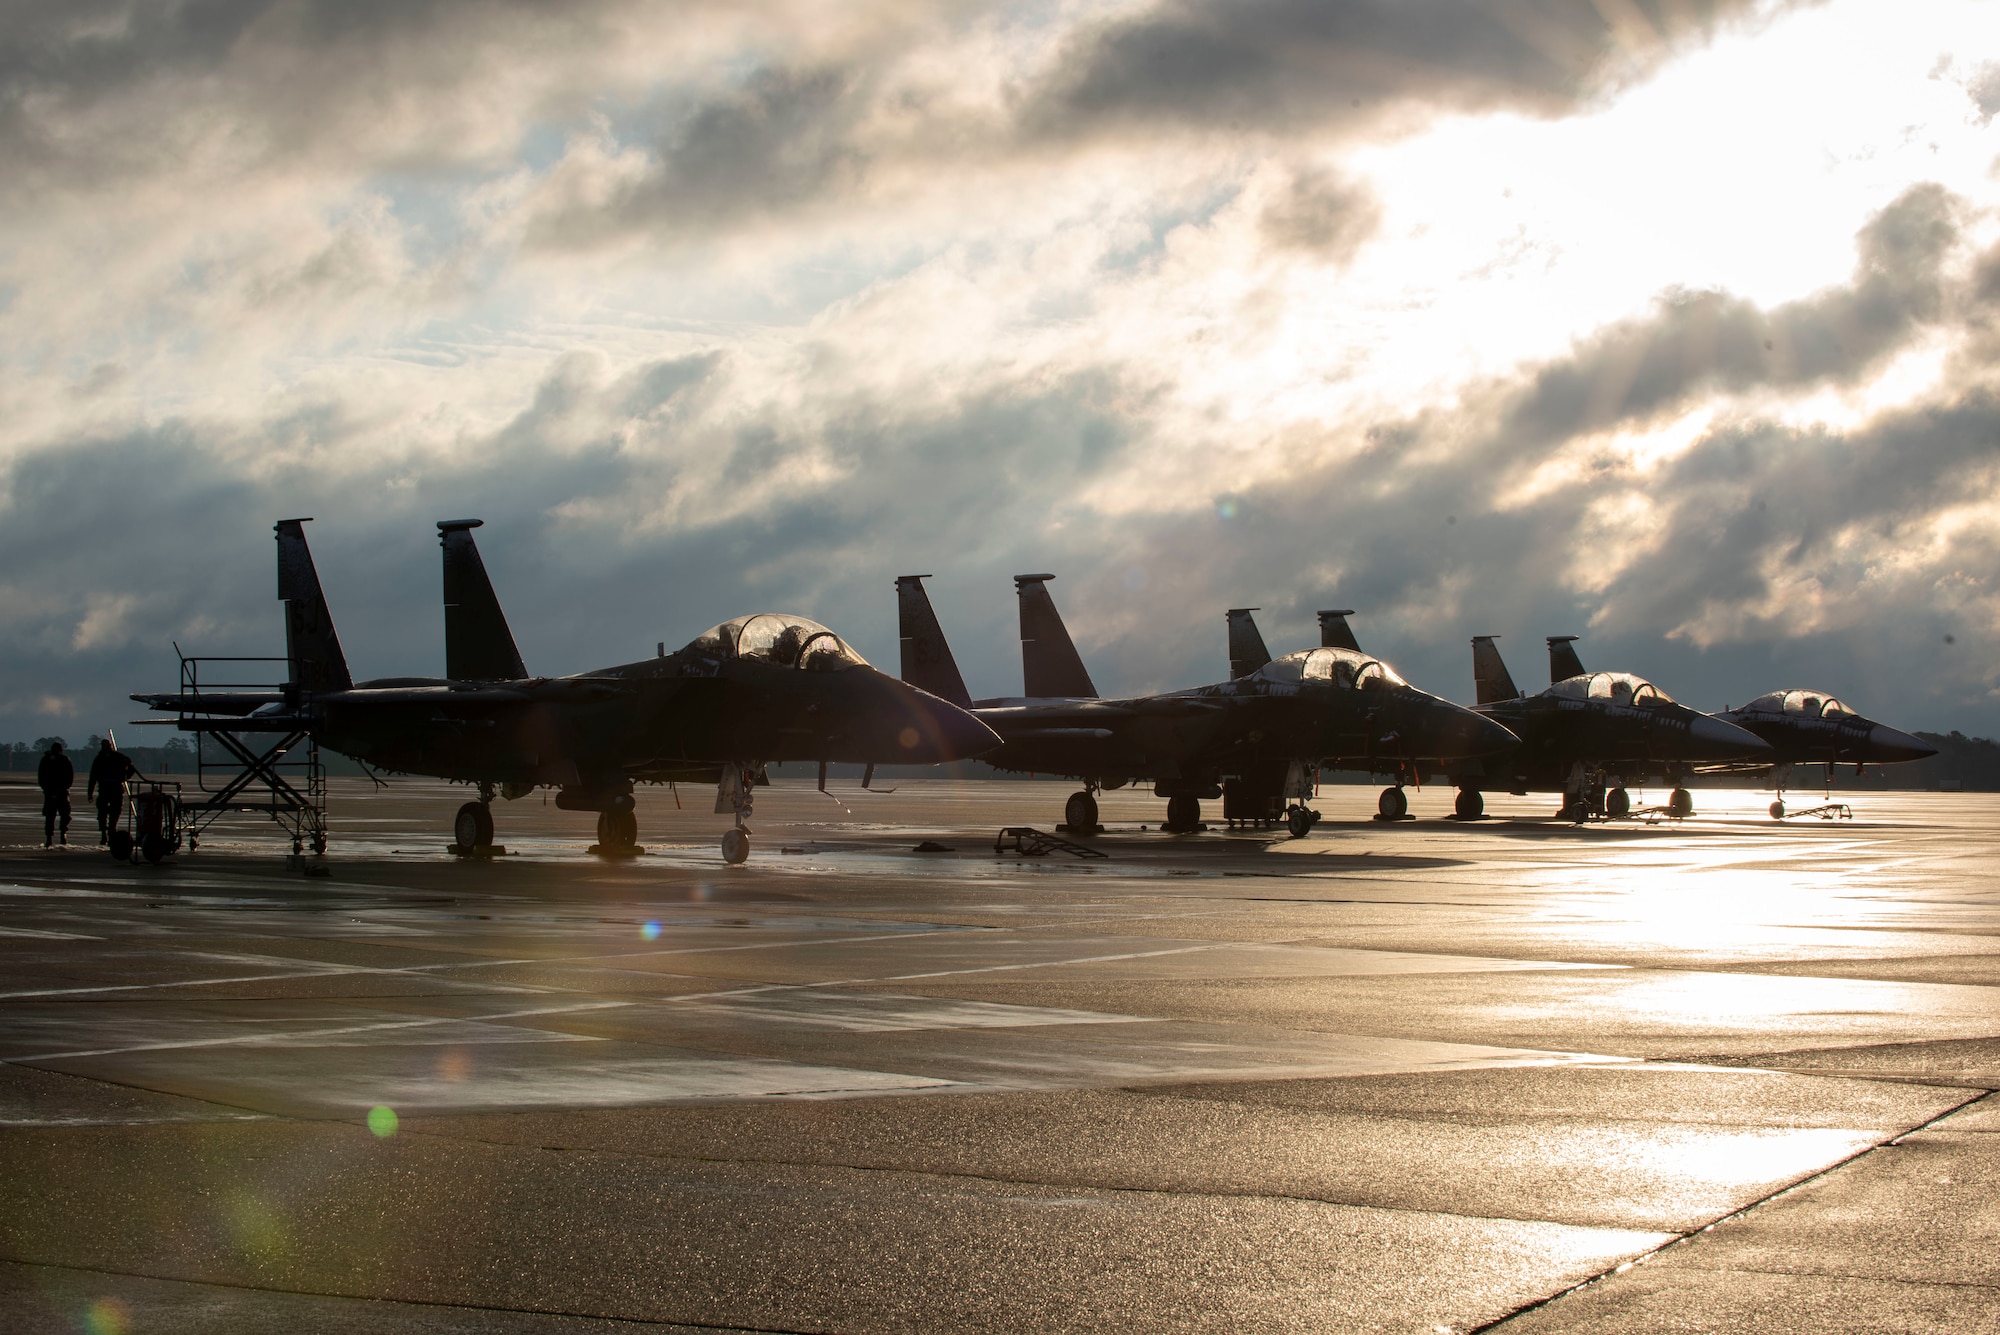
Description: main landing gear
xmin=1062 ymin=789 xmax=1100 ymax=834
xmin=1453 ymin=788 xmax=1483 ymax=819
xmin=1376 ymin=786 xmax=1408 ymax=820
xmin=1164 ymin=794 xmax=1202 ymax=833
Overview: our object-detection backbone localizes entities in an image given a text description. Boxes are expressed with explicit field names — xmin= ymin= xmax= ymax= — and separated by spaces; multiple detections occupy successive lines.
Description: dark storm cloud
xmin=1498 ymin=184 xmax=1959 ymax=450
xmin=0 ymin=0 xmax=634 ymax=197
xmin=1074 ymin=183 xmax=1995 ymax=718
xmin=0 ymin=353 xmax=1140 ymax=731
xmin=1025 ymin=0 xmax=1768 ymax=138
xmin=530 ymin=67 xmax=870 ymax=246
xmin=1258 ymin=166 xmax=1381 ymax=261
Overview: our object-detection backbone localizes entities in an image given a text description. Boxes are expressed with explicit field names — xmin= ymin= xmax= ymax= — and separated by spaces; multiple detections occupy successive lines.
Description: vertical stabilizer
xmin=1318 ymin=609 xmax=1360 ymax=652
xmin=1014 ymin=574 xmax=1097 ymax=699
xmin=1226 ymin=608 xmax=1272 ymax=679
xmin=895 ymin=575 xmax=972 ymax=708
xmin=438 ymin=519 xmax=528 ymax=681
xmin=1546 ymin=635 xmax=1585 ymax=683
xmin=1471 ymin=636 xmax=1519 ymax=705
xmin=274 ymin=518 xmax=353 ymax=693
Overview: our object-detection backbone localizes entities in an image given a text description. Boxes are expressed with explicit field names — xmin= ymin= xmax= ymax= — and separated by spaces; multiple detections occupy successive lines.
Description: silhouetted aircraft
xmin=1537 ymin=637 xmax=1936 ymax=818
xmin=1452 ymin=636 xmax=1768 ymax=820
xmin=1221 ymin=605 xmax=1496 ymax=818
xmin=897 ymin=575 xmax=1517 ymax=837
xmin=137 ymin=519 xmax=998 ymax=863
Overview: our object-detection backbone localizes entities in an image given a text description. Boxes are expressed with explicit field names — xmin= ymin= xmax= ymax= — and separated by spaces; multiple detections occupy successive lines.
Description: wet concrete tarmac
xmin=0 ymin=776 xmax=1994 ymax=1332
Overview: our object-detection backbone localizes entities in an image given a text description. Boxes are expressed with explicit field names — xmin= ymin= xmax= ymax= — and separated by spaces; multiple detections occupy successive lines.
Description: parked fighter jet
xmin=1223 ymin=605 xmax=1481 ymax=818
xmin=1716 ymin=691 xmax=1936 ymax=816
xmin=137 ymin=520 xmax=998 ymax=863
xmin=1550 ymin=638 xmax=1935 ymax=815
xmin=897 ymin=575 xmax=1517 ymax=837
xmin=1451 ymin=636 xmax=1768 ymax=820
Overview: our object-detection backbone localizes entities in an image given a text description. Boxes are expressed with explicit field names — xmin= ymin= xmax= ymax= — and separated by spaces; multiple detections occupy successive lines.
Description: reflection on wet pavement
xmin=0 ymin=779 xmax=1995 ymax=1331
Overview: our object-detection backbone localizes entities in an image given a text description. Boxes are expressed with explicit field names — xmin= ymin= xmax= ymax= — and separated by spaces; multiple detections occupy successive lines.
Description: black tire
xmin=1064 ymin=791 xmax=1099 ymax=831
xmin=1286 ymin=806 xmax=1313 ymax=839
xmin=597 ymin=808 xmax=637 ymax=848
xmin=1378 ymin=787 xmax=1408 ymax=819
xmin=1668 ymin=788 xmax=1694 ymax=818
xmin=1165 ymin=794 xmax=1200 ymax=832
xmin=107 ymin=830 xmax=132 ymax=862
xmin=1454 ymin=789 xmax=1484 ymax=819
xmin=1769 ymin=800 xmax=1786 ymax=820
xmin=454 ymin=801 xmax=494 ymax=849
xmin=721 ymin=828 xmax=750 ymax=864
xmin=1606 ymin=787 xmax=1630 ymax=820
xmin=140 ymin=832 xmax=169 ymax=865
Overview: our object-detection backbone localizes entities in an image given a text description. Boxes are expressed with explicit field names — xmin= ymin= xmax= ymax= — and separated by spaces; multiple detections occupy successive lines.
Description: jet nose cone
xmin=1423 ymin=699 xmax=1520 ymax=759
xmin=1867 ymin=723 xmax=1936 ymax=764
xmin=1689 ymin=713 xmax=1771 ymax=761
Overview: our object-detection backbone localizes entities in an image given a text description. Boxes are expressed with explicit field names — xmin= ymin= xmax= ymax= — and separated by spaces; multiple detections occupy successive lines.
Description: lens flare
xmin=640 ymin=920 xmax=662 ymax=940
xmin=367 ymin=1105 xmax=398 ymax=1137
xmin=84 ymin=1298 xmax=129 ymax=1335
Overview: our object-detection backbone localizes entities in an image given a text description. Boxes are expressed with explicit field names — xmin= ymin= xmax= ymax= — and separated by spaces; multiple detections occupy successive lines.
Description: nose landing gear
xmin=716 ymin=763 xmax=762 ymax=864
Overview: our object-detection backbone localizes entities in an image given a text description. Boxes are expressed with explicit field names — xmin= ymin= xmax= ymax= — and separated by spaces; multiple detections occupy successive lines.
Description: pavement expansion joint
xmin=1467 ymin=1087 xmax=1998 ymax=1332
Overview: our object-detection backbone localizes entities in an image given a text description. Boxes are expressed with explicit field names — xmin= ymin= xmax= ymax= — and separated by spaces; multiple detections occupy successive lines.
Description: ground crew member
xmin=37 ymin=742 xmax=73 ymax=847
xmin=87 ymin=739 xmax=136 ymax=845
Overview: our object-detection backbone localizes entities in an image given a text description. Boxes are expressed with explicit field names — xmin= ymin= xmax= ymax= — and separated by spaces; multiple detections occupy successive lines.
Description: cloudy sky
xmin=4 ymin=0 xmax=1999 ymax=741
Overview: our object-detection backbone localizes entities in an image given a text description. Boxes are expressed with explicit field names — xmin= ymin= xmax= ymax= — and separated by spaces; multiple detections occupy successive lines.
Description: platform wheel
xmin=454 ymin=801 xmax=494 ymax=849
xmin=721 ymin=828 xmax=750 ymax=864
xmin=140 ymin=832 xmax=169 ymax=865
xmin=1064 ymin=791 xmax=1099 ymax=831
xmin=1605 ymin=787 xmax=1630 ymax=820
xmin=1667 ymin=788 xmax=1694 ymax=819
xmin=1377 ymin=786 xmax=1408 ymax=820
xmin=108 ymin=830 xmax=132 ymax=863
xmin=1453 ymin=789 xmax=1484 ymax=820
xmin=1769 ymin=800 xmax=1786 ymax=820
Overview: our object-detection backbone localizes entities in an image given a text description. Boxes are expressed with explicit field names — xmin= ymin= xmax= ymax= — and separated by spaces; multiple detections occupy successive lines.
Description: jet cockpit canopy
xmin=1744 ymin=689 xmax=1853 ymax=719
xmin=1252 ymin=647 xmax=1407 ymax=691
xmin=682 ymin=614 xmax=870 ymax=671
xmin=1548 ymin=672 xmax=1673 ymax=707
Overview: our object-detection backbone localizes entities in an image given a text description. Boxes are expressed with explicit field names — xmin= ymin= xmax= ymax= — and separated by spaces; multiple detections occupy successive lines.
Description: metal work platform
xmin=136 ymin=653 xmax=329 ymax=857
xmin=993 ymin=826 xmax=1109 ymax=858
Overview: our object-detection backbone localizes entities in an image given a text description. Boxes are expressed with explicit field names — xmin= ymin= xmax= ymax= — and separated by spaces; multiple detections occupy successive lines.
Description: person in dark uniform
xmin=36 ymin=742 xmax=73 ymax=847
xmin=87 ymin=739 xmax=136 ymax=845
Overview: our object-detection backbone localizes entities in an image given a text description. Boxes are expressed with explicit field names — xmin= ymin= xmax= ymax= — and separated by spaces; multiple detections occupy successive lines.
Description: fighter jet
xmin=1548 ymin=639 xmax=1935 ymax=816
xmin=1716 ymin=692 xmax=1937 ymax=817
xmin=1221 ymin=605 xmax=1473 ymax=819
xmin=137 ymin=520 xmax=998 ymax=863
xmin=897 ymin=575 xmax=1518 ymax=837
xmin=1450 ymin=636 xmax=1769 ymax=821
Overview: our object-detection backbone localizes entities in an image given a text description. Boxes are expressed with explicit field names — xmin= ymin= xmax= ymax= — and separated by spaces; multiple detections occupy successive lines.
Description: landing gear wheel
xmin=107 ymin=830 xmax=132 ymax=863
xmin=1667 ymin=788 xmax=1693 ymax=818
xmin=721 ymin=827 xmax=750 ymax=864
xmin=1285 ymin=805 xmax=1314 ymax=839
xmin=596 ymin=809 xmax=638 ymax=849
xmin=1606 ymin=787 xmax=1631 ymax=820
xmin=1769 ymin=800 xmax=1786 ymax=820
xmin=1064 ymin=791 xmax=1099 ymax=831
xmin=1377 ymin=786 xmax=1408 ymax=820
xmin=1454 ymin=789 xmax=1484 ymax=820
xmin=454 ymin=801 xmax=494 ymax=849
xmin=1164 ymin=794 xmax=1200 ymax=833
